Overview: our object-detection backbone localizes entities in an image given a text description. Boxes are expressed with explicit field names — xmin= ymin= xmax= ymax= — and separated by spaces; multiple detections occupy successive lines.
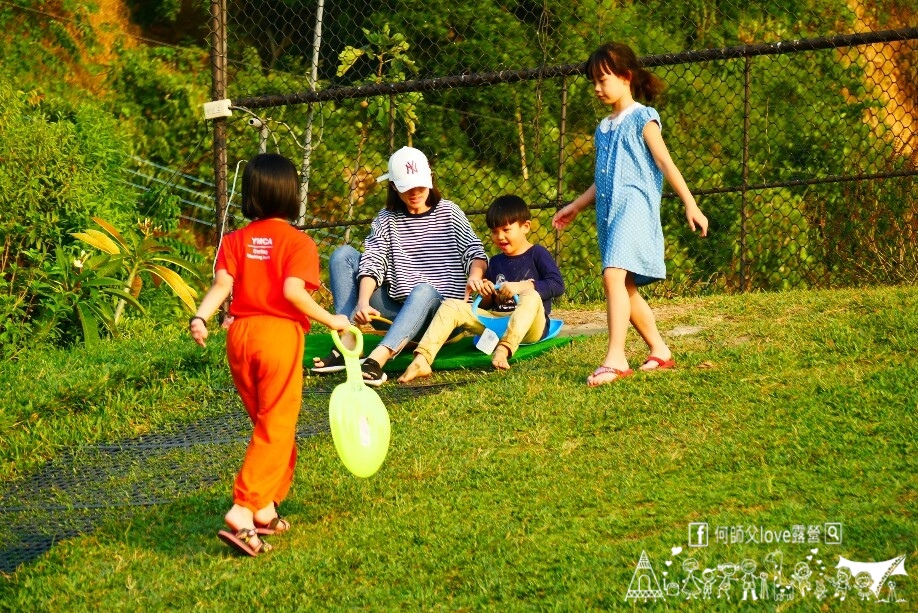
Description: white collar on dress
xmin=599 ymin=102 xmax=643 ymax=133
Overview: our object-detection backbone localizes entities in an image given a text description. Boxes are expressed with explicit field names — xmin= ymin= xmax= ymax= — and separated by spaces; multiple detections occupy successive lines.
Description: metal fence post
xmin=389 ymin=94 xmax=396 ymax=151
xmin=299 ymin=0 xmax=325 ymax=222
xmin=740 ymin=55 xmax=752 ymax=292
xmin=554 ymin=75 xmax=568 ymax=262
xmin=210 ymin=0 xmax=228 ymax=248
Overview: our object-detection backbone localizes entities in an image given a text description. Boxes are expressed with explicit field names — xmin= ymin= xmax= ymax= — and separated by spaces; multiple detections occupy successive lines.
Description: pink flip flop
xmin=587 ymin=366 xmax=634 ymax=387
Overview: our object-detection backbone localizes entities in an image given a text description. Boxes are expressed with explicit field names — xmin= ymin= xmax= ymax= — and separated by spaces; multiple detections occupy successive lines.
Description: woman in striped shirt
xmin=312 ymin=147 xmax=488 ymax=385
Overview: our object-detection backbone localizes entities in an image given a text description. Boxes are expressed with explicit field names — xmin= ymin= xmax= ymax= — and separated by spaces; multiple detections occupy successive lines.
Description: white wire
xmin=213 ymin=159 xmax=246 ymax=277
xmin=229 ymin=106 xmax=310 ymax=151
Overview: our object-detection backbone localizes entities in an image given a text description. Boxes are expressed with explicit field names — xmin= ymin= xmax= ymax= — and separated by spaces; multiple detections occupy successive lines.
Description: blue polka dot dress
xmin=593 ymin=103 xmax=665 ymax=286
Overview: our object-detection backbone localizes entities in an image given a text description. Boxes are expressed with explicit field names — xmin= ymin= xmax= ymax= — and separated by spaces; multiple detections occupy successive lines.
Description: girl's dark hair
xmin=485 ymin=195 xmax=531 ymax=230
xmin=385 ymin=182 xmax=442 ymax=213
xmin=241 ymin=153 xmax=300 ymax=221
xmin=586 ymin=42 xmax=665 ymax=102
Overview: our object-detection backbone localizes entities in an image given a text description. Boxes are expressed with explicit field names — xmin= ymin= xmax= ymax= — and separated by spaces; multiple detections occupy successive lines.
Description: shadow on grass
xmin=0 ymin=380 xmax=470 ymax=573
xmin=0 ymin=394 xmax=326 ymax=573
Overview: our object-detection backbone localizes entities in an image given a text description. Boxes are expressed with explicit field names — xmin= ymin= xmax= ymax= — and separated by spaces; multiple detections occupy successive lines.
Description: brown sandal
xmin=217 ymin=528 xmax=272 ymax=556
xmin=255 ymin=516 xmax=291 ymax=535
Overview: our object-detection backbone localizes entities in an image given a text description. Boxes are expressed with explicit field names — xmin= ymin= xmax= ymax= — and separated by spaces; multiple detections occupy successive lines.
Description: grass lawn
xmin=0 ymin=285 xmax=915 ymax=611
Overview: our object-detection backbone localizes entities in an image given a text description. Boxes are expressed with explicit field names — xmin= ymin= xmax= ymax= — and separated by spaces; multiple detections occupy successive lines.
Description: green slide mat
xmin=304 ymin=333 xmax=574 ymax=373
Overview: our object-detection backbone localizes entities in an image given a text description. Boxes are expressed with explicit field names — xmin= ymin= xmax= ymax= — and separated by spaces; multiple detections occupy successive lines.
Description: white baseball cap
xmin=376 ymin=146 xmax=433 ymax=192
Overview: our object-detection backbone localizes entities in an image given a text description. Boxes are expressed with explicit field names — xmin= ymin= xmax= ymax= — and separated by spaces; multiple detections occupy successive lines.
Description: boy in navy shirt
xmin=399 ymin=195 xmax=564 ymax=382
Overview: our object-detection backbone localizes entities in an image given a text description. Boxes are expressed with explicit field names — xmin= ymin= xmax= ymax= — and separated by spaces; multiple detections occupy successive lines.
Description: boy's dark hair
xmin=586 ymin=42 xmax=665 ymax=102
xmin=486 ymin=195 xmax=531 ymax=229
xmin=241 ymin=153 xmax=300 ymax=221
xmin=385 ymin=182 xmax=442 ymax=213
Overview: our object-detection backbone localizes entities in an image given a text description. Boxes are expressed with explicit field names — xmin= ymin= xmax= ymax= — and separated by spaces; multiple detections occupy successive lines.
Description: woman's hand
xmin=353 ymin=302 xmax=380 ymax=325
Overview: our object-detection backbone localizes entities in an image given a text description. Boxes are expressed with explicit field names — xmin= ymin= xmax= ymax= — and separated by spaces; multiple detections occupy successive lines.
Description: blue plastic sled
xmin=470 ymin=294 xmax=563 ymax=345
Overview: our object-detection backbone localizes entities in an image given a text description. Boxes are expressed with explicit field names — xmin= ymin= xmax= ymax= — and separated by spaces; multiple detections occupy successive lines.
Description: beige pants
xmin=415 ymin=289 xmax=546 ymax=364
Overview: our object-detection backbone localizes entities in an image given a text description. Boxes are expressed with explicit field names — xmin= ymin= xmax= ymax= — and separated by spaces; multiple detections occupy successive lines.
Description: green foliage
xmin=338 ymin=23 xmax=418 ymax=78
xmin=108 ymin=45 xmax=212 ymax=175
xmin=0 ymin=1 xmax=94 ymax=95
xmin=0 ymin=80 xmax=137 ymax=257
xmin=337 ymin=25 xmax=422 ymax=139
xmin=0 ymin=257 xmax=39 ymax=353
xmin=330 ymin=25 xmax=426 ymax=237
xmin=72 ymin=218 xmax=202 ymax=324
xmin=28 ymin=246 xmax=146 ymax=350
xmin=0 ymin=79 xmax=146 ymax=356
xmin=0 ymin=77 xmax=202 ymax=355
xmin=137 ymin=189 xmax=182 ymax=232
xmin=0 ymin=4 xmax=214 ymax=234
xmin=125 ymin=0 xmax=183 ymax=27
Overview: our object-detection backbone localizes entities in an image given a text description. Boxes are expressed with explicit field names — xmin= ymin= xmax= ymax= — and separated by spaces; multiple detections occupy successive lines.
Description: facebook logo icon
xmin=688 ymin=522 xmax=709 ymax=547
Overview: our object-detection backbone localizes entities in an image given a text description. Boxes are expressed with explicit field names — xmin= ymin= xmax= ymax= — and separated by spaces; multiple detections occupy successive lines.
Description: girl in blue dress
xmin=553 ymin=42 xmax=709 ymax=387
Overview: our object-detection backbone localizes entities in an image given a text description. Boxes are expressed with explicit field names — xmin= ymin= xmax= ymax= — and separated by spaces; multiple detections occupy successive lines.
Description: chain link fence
xmin=204 ymin=0 xmax=917 ymax=302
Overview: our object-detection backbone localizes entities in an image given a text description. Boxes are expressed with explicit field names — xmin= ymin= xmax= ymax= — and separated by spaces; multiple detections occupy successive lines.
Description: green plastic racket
xmin=328 ymin=325 xmax=391 ymax=478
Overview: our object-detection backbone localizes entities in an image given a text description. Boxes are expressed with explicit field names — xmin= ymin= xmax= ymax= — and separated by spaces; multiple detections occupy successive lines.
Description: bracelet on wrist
xmin=189 ymin=316 xmax=206 ymax=327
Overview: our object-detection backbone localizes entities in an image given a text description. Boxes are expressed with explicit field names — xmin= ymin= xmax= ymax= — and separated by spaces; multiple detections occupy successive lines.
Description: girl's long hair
xmin=586 ymin=42 xmax=665 ymax=102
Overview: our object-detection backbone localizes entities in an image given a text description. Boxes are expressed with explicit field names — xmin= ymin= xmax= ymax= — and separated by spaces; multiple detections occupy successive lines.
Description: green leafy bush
xmin=28 ymin=245 xmax=145 ymax=350
xmin=0 ymin=80 xmax=137 ymax=255
xmin=125 ymin=0 xmax=183 ymax=28
xmin=109 ymin=45 xmax=211 ymax=172
xmin=0 ymin=79 xmax=141 ymax=355
xmin=72 ymin=217 xmax=201 ymax=325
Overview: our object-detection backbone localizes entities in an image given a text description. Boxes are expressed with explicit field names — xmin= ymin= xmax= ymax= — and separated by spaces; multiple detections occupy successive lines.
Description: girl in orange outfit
xmin=189 ymin=153 xmax=349 ymax=556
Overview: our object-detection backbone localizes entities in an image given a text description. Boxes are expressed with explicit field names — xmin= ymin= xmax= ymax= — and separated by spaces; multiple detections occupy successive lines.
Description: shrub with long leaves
xmin=30 ymin=246 xmax=145 ymax=349
xmin=72 ymin=218 xmax=201 ymax=325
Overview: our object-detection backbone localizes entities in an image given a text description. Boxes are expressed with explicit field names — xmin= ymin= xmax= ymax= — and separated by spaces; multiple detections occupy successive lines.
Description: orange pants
xmin=226 ymin=315 xmax=304 ymax=513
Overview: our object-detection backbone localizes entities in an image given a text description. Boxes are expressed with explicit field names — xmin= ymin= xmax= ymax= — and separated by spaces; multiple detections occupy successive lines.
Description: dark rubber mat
xmin=0 ymin=381 xmax=460 ymax=573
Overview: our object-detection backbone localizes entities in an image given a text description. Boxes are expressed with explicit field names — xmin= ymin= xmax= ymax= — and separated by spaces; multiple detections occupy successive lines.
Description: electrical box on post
xmin=203 ymin=99 xmax=233 ymax=120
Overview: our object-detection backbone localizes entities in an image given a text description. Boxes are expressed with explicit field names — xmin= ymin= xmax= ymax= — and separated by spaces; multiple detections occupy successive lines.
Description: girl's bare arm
xmin=644 ymin=121 xmax=708 ymax=236
xmin=189 ymin=269 xmax=234 ymax=347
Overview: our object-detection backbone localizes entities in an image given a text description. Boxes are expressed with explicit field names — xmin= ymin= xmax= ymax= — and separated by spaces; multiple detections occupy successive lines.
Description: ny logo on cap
xmin=405 ymin=161 xmax=418 ymax=175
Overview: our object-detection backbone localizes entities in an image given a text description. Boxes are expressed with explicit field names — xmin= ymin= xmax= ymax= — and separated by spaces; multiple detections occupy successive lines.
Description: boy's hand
xmin=468 ymin=278 xmax=496 ymax=297
xmin=496 ymin=282 xmax=525 ymax=302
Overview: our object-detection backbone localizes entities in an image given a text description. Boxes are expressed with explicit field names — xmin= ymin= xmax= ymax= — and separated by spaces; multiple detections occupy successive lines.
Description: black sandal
xmin=311 ymin=348 xmax=346 ymax=373
xmin=361 ymin=358 xmax=387 ymax=387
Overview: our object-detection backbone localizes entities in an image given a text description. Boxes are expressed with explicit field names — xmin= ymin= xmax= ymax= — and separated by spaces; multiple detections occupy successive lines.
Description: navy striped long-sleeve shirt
xmin=357 ymin=199 xmax=488 ymax=301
